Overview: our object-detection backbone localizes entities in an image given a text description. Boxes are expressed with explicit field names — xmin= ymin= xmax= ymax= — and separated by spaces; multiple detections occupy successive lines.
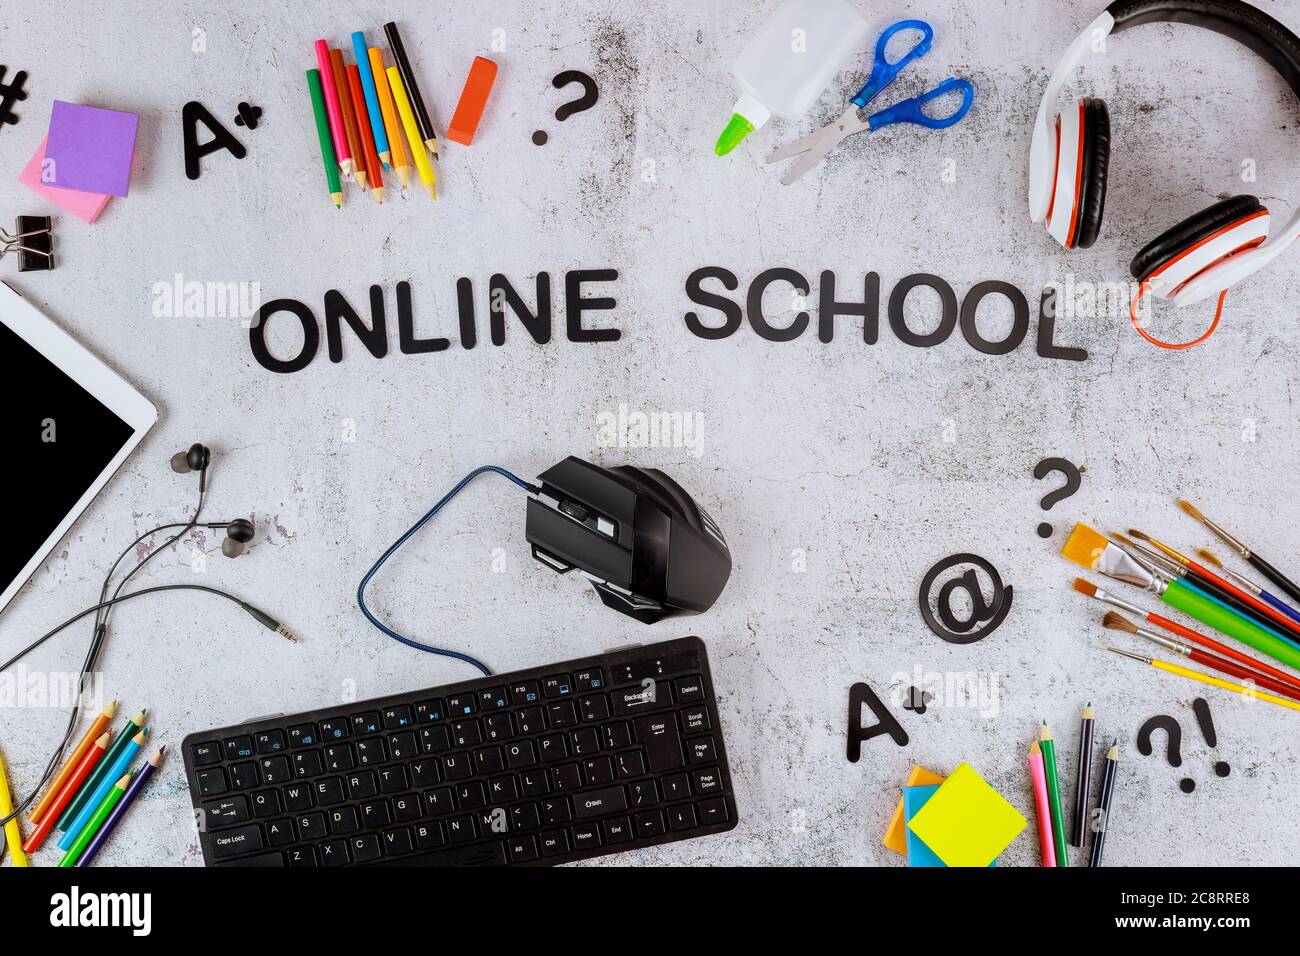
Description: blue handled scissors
xmin=767 ymin=20 xmax=974 ymax=185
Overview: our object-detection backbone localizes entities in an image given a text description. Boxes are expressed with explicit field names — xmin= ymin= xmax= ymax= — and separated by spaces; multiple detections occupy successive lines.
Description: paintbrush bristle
xmin=1061 ymin=523 xmax=1108 ymax=569
xmin=1072 ymin=577 xmax=1098 ymax=598
xmin=1127 ymin=528 xmax=1156 ymax=543
xmin=1176 ymin=498 xmax=1205 ymax=522
xmin=1196 ymin=548 xmax=1223 ymax=569
xmin=1102 ymin=610 xmax=1138 ymax=634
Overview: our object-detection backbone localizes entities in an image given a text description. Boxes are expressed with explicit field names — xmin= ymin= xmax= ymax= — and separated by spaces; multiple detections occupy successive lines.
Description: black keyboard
xmin=183 ymin=636 xmax=737 ymax=866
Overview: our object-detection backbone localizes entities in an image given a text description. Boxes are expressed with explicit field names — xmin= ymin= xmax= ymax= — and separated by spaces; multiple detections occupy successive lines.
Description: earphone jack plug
xmin=240 ymin=603 xmax=300 ymax=643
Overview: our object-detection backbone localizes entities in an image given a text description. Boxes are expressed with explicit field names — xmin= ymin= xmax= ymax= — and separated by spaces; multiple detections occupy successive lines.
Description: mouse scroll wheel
xmin=559 ymin=500 xmax=590 ymax=522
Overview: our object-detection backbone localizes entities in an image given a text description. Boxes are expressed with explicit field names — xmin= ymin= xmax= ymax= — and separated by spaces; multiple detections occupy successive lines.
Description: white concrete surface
xmin=1 ymin=0 xmax=1298 ymax=866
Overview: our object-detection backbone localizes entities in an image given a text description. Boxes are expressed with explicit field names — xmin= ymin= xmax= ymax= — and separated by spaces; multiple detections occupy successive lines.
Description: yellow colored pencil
xmin=0 ymin=748 xmax=29 ymax=866
xmin=387 ymin=66 xmax=435 ymax=200
xmin=369 ymin=48 xmax=410 ymax=189
xmin=1107 ymin=645 xmax=1300 ymax=712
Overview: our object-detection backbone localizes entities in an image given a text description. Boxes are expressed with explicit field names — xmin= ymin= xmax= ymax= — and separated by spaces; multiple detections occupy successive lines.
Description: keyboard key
xmin=510 ymin=681 xmax=541 ymax=705
xmin=687 ymin=737 xmax=716 ymax=764
xmin=377 ymin=765 xmax=408 ymax=794
xmin=346 ymin=771 xmax=377 ymax=799
xmin=409 ymin=760 xmax=439 ymax=788
xmin=441 ymin=753 xmax=472 ymax=781
xmin=287 ymin=846 xmax=317 ymax=867
xmin=603 ymin=722 xmax=631 ymax=750
xmin=211 ymin=824 xmax=263 ymax=859
xmin=510 ymin=801 xmax=541 ymax=831
xmin=571 ymin=823 xmax=601 ymax=851
xmin=455 ymin=781 xmax=487 ymax=810
xmin=223 ymin=735 xmax=254 ymax=761
xmin=320 ymin=839 xmax=349 ymax=866
xmin=552 ymin=763 xmax=582 ymax=791
xmin=425 ymin=788 xmax=453 ymax=815
xmin=483 ymin=712 xmax=514 ymax=741
xmin=445 ymin=693 xmax=475 ymax=716
xmin=382 ymin=705 xmax=413 ymax=730
xmin=420 ymin=725 xmax=451 ymax=754
xmin=446 ymin=815 xmax=477 ymax=845
xmin=255 ymin=730 xmax=287 ymax=754
xmin=539 ymin=829 xmax=569 ymax=856
xmin=488 ymin=775 xmax=518 ymax=802
xmin=662 ymin=773 xmax=690 ymax=801
xmin=282 ymin=783 xmax=312 ymax=811
xmin=452 ymin=720 xmax=481 ymax=748
xmin=351 ymin=712 xmax=381 ymax=735
xmin=547 ymin=701 xmax=577 ymax=728
xmin=217 ymin=851 xmax=283 ymax=867
xmin=613 ymin=680 xmax=674 ymax=716
xmin=313 ymin=776 xmax=344 ymax=806
xmin=634 ymin=715 xmax=684 ymax=772
xmin=698 ymin=797 xmax=729 ymax=826
xmin=327 ymin=806 xmax=360 ymax=835
xmin=323 ymin=745 xmax=354 ymax=772
xmin=318 ymin=717 xmax=348 ymax=740
xmin=508 ymin=834 xmax=539 ymax=862
xmin=414 ymin=822 xmax=445 ymax=850
xmin=229 ymin=762 xmax=259 ymax=791
xmin=296 ymin=812 xmax=327 ymax=841
xmin=287 ymin=724 xmax=317 ymax=747
xmin=667 ymin=804 xmax=697 ymax=832
xmin=261 ymin=755 xmax=292 ymax=783
xmin=516 ymin=707 xmax=546 ymax=735
xmin=392 ymin=843 xmax=506 ymax=866
xmin=478 ymin=687 xmax=509 ymax=710
xmin=674 ymin=675 xmax=705 ymax=704
xmin=614 ymin=750 xmax=646 ymax=779
xmin=383 ymin=827 xmax=414 ymax=856
xmin=202 ymin=795 xmax=248 ymax=825
xmin=292 ymin=751 xmax=323 ymax=778
xmin=573 ymin=785 xmax=628 ymax=819
xmin=190 ymin=741 xmax=221 ymax=766
xmin=580 ymin=695 xmax=610 ymax=722
xmin=542 ymin=797 xmax=572 ymax=826
xmin=692 ymin=767 xmax=722 ymax=796
xmin=388 ymin=731 xmax=418 ymax=760
xmin=519 ymin=770 xmax=549 ymax=797
xmin=196 ymin=768 xmax=227 ymax=797
xmin=574 ymin=668 xmax=604 ymax=692
xmin=266 ymin=818 xmax=295 ymax=846
xmin=681 ymin=707 xmax=711 ymax=734
xmin=570 ymin=728 xmax=600 ymax=756
xmin=628 ymin=780 xmax=658 ymax=808
xmin=542 ymin=675 xmax=572 ymax=698
xmin=634 ymin=810 xmax=666 ymax=838
xmin=355 ymin=738 xmax=386 ymax=766
xmin=414 ymin=699 xmax=444 ymax=723
xmin=392 ymin=793 xmax=422 ymax=822
xmin=360 ymin=800 xmax=391 ymax=828
xmin=250 ymin=789 xmax=280 ymax=818
xmin=537 ymin=735 xmax=568 ymax=762
xmin=506 ymin=740 xmax=536 ymax=769
xmin=474 ymin=746 xmax=504 ymax=775
xmin=603 ymin=816 xmax=633 ymax=843
xmin=583 ymin=756 xmax=614 ymax=785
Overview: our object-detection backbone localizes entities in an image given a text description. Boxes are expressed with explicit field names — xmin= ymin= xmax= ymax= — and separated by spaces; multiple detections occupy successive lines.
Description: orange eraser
xmin=446 ymin=56 xmax=499 ymax=145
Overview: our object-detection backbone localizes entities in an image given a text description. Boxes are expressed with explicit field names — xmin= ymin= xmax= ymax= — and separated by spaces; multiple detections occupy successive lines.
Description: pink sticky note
xmin=19 ymin=136 xmax=113 ymax=223
xmin=44 ymin=101 xmax=139 ymax=196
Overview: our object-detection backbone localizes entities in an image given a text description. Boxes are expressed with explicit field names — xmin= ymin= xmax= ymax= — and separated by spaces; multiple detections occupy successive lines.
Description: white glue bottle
xmin=715 ymin=0 xmax=870 ymax=155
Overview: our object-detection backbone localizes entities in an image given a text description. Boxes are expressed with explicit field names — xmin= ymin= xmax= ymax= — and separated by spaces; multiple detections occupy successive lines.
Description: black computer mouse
xmin=525 ymin=456 xmax=732 ymax=623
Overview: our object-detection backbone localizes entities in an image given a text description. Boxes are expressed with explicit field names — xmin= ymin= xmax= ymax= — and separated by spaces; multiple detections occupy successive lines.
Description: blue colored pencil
xmin=76 ymin=747 xmax=164 ymax=867
xmin=58 ymin=728 xmax=147 ymax=850
xmin=352 ymin=31 xmax=391 ymax=168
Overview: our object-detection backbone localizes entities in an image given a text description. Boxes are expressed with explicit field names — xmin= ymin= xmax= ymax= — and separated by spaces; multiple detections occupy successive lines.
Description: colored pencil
xmin=1130 ymin=529 xmax=1300 ymax=641
xmin=77 ymin=747 xmax=164 ymax=867
xmin=0 ymin=748 xmax=28 ymax=866
xmin=23 ymin=732 xmax=108 ymax=853
xmin=58 ymin=773 xmax=129 ymax=867
xmin=347 ymin=64 xmax=384 ymax=204
xmin=1104 ymin=645 xmax=1300 ymax=712
xmin=369 ymin=47 xmax=410 ymax=188
xmin=30 ymin=699 xmax=117 ymax=825
xmin=1028 ymin=739 xmax=1056 ymax=867
xmin=307 ymin=69 xmax=343 ymax=208
xmin=1088 ymin=738 xmax=1119 ymax=867
xmin=352 ymin=31 xmax=390 ymax=169
xmin=1069 ymin=703 xmax=1093 ymax=848
xmin=1197 ymin=548 xmax=1300 ymax=626
xmin=330 ymin=48 xmax=367 ymax=190
xmin=1103 ymin=612 xmax=1300 ymax=701
xmin=1039 ymin=721 xmax=1069 ymax=865
xmin=387 ymin=67 xmax=436 ymax=200
xmin=58 ymin=708 xmax=145 ymax=831
xmin=1073 ymin=578 xmax=1300 ymax=692
xmin=59 ymin=728 xmax=147 ymax=850
xmin=1178 ymin=499 xmax=1300 ymax=605
xmin=313 ymin=40 xmax=351 ymax=179
xmin=384 ymin=21 xmax=440 ymax=156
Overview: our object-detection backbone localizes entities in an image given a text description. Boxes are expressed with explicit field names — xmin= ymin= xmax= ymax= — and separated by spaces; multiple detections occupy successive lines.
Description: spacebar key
xmin=378 ymin=842 xmax=507 ymax=867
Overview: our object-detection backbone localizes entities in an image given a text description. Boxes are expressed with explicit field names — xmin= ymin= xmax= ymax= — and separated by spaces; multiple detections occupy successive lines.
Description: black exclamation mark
xmin=1192 ymin=697 xmax=1230 ymax=778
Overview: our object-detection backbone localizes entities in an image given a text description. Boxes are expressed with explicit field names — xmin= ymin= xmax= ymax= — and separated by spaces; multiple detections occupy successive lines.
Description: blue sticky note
xmin=903 ymin=785 xmax=997 ymax=868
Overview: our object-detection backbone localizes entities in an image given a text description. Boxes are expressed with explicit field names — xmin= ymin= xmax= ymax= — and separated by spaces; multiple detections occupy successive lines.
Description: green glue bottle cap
xmin=715 ymin=93 xmax=770 ymax=156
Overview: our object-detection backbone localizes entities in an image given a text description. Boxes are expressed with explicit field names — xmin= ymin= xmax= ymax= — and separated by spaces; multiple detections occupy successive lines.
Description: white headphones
xmin=1029 ymin=0 xmax=1300 ymax=315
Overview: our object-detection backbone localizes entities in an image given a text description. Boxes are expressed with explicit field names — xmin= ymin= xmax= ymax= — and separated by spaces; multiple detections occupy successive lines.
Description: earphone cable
xmin=356 ymin=465 xmax=538 ymax=677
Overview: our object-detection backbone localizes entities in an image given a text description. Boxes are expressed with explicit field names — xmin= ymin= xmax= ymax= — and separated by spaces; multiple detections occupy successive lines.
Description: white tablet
xmin=0 ymin=281 xmax=157 ymax=614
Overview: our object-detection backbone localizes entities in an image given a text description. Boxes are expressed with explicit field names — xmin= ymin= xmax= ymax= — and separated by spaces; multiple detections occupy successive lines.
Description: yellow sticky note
xmin=905 ymin=762 xmax=1026 ymax=867
xmin=882 ymin=765 xmax=945 ymax=854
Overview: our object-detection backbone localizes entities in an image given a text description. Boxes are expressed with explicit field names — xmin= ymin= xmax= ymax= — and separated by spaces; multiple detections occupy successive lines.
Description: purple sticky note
xmin=43 ymin=101 xmax=140 ymax=197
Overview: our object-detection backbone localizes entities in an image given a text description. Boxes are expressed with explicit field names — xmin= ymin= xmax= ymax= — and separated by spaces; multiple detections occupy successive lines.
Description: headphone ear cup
xmin=1072 ymin=98 xmax=1110 ymax=249
xmin=1130 ymin=195 xmax=1267 ymax=283
xmin=221 ymin=517 xmax=255 ymax=558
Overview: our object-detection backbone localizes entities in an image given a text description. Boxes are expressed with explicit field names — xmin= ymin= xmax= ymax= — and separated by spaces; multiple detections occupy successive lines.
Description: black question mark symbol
xmin=533 ymin=71 xmax=599 ymax=145
xmin=1137 ymin=714 xmax=1196 ymax=793
xmin=1033 ymin=457 xmax=1082 ymax=538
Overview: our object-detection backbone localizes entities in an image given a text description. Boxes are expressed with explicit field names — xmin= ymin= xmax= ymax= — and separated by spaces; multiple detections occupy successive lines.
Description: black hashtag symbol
xmin=0 ymin=66 xmax=29 ymax=130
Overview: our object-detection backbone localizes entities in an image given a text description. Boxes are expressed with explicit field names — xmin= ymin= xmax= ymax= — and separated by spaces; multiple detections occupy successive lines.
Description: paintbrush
xmin=1128 ymin=528 xmax=1300 ymax=640
xmin=1177 ymin=499 xmax=1300 ymax=606
xmin=1072 ymin=577 xmax=1300 ymax=691
xmin=1102 ymin=611 xmax=1300 ymax=701
xmin=1061 ymin=523 xmax=1300 ymax=670
xmin=1098 ymin=644 xmax=1300 ymax=713
xmin=1197 ymin=547 xmax=1300 ymax=627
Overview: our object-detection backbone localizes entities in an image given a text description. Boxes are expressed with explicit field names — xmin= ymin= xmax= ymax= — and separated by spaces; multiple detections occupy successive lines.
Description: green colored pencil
xmin=58 ymin=773 xmax=130 ymax=867
xmin=1040 ymin=721 xmax=1069 ymax=865
xmin=307 ymin=69 xmax=343 ymax=208
xmin=58 ymin=708 xmax=146 ymax=830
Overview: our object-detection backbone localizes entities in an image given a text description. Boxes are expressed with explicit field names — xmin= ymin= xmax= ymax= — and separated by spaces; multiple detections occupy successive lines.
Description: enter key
xmin=633 ymin=714 xmax=684 ymax=772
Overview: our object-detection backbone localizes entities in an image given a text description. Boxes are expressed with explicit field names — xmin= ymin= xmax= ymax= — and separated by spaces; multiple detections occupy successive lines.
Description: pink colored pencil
xmin=314 ymin=39 xmax=353 ymax=178
xmin=1029 ymin=738 xmax=1057 ymax=867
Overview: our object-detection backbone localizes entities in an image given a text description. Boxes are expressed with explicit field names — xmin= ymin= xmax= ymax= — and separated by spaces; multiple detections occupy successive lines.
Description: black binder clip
xmin=2 ymin=216 xmax=55 ymax=271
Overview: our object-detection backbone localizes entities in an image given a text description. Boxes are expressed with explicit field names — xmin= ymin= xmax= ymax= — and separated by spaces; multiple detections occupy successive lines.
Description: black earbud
xmin=214 ymin=518 xmax=255 ymax=558
xmin=171 ymin=443 xmax=212 ymax=491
